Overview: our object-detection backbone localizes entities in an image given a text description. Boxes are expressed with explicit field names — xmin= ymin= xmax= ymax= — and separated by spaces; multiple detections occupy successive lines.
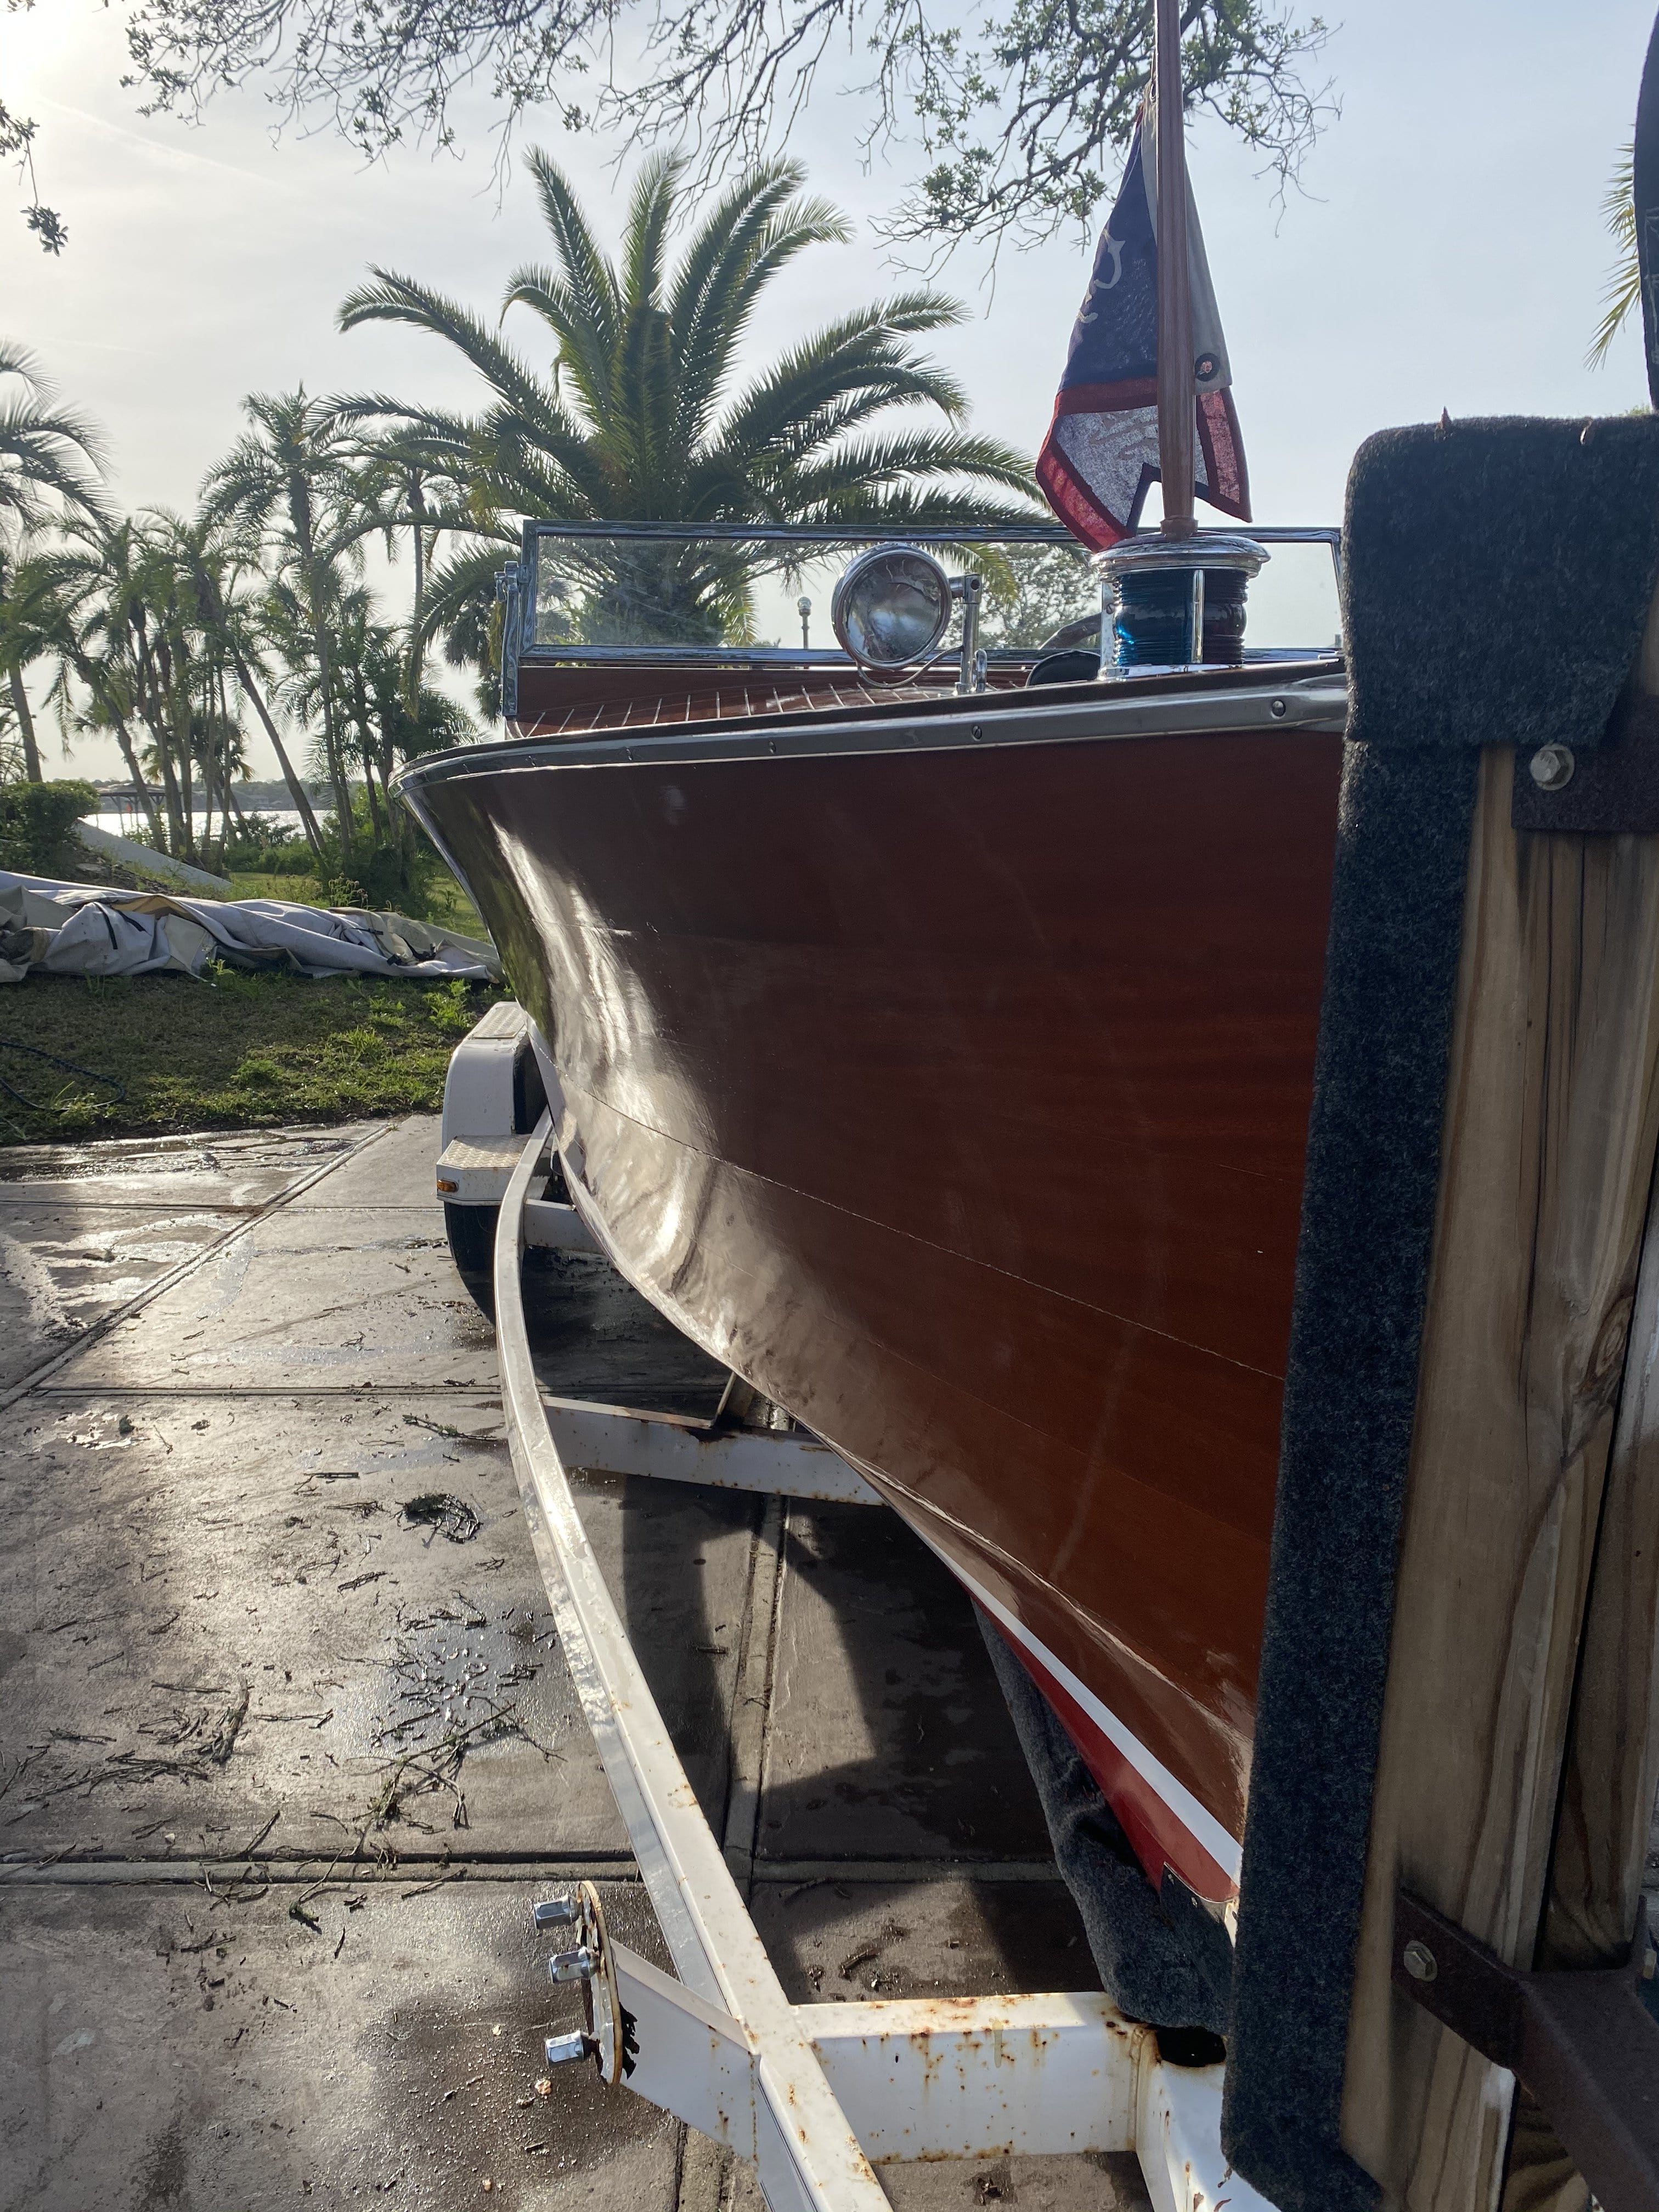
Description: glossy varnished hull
xmin=405 ymin=684 xmax=1346 ymax=1896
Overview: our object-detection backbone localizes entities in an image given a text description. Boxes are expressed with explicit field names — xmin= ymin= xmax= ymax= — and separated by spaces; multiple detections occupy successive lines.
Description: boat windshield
xmin=515 ymin=522 xmax=1342 ymax=668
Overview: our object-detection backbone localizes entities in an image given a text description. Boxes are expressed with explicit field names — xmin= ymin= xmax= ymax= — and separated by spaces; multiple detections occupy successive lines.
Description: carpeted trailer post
xmin=1222 ymin=413 xmax=1659 ymax=2212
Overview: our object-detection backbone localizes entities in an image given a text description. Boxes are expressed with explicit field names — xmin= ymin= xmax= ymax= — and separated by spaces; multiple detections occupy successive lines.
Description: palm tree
xmin=317 ymin=591 xmax=474 ymax=827
xmin=0 ymin=697 xmax=22 ymax=784
xmin=202 ymin=391 xmax=373 ymax=852
xmin=336 ymin=423 xmax=473 ymax=707
xmin=1589 ymin=145 xmax=1639 ymax=370
xmin=170 ymin=515 xmax=328 ymax=860
xmin=76 ymin=516 xmax=206 ymax=860
xmin=0 ymin=341 xmax=108 ymax=782
xmin=335 ymin=153 xmax=1038 ymax=675
xmin=262 ymin=578 xmax=475 ymax=904
xmin=33 ymin=511 xmax=295 ymax=867
xmin=1 ymin=555 xmax=80 ymax=781
xmin=33 ymin=522 xmax=167 ymax=843
xmin=140 ymin=509 xmax=305 ymax=866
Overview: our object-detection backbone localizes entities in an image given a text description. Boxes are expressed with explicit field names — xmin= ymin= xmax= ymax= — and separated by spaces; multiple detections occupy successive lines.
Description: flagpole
xmin=1154 ymin=0 xmax=1196 ymax=540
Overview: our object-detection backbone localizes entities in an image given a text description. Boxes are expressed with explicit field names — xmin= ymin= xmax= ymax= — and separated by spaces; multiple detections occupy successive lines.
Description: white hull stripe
xmin=913 ymin=1531 xmax=1245 ymax=1885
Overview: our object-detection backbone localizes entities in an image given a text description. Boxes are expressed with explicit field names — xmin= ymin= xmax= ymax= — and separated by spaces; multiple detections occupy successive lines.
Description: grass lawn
xmin=0 ymin=967 xmax=507 ymax=1146
xmin=228 ymin=871 xmax=490 ymax=940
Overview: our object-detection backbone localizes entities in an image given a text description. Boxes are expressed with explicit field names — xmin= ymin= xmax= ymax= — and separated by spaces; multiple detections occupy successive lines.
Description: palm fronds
xmin=334 ymin=148 xmax=1041 ymax=654
xmin=0 ymin=342 xmax=110 ymax=538
xmin=1589 ymin=144 xmax=1641 ymax=371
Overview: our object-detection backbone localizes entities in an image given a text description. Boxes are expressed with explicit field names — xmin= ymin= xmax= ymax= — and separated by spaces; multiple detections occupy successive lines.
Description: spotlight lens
xmin=832 ymin=548 xmax=952 ymax=671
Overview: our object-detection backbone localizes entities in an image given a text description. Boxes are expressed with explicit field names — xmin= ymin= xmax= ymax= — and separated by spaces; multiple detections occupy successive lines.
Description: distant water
xmin=91 ymin=810 xmax=307 ymax=839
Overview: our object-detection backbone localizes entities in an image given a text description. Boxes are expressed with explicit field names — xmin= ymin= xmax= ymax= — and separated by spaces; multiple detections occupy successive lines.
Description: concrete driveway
xmin=1 ymin=1117 xmax=1136 ymax=2212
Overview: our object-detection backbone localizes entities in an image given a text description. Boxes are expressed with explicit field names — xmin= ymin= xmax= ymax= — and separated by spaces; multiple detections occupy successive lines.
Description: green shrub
xmin=220 ymin=814 xmax=308 ymax=873
xmin=0 ymin=780 xmax=99 ymax=878
xmin=307 ymin=794 xmax=452 ymax=919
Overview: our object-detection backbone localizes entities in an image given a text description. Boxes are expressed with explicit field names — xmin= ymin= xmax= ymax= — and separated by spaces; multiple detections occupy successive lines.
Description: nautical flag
xmin=1036 ymin=115 xmax=1249 ymax=549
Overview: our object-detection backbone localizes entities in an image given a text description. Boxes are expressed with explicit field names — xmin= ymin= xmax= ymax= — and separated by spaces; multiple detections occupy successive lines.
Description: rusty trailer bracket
xmin=1391 ymin=1890 xmax=1659 ymax=2212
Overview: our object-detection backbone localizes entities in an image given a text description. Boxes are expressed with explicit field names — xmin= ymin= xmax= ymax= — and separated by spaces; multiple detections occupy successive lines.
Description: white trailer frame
xmin=493 ymin=1108 xmax=1271 ymax=2212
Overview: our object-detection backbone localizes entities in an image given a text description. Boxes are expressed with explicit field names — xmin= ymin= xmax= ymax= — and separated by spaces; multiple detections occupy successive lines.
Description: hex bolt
xmin=531 ymin=1897 xmax=579 ymax=1931
xmin=545 ymin=2030 xmax=598 ymax=2067
xmin=1402 ymin=1938 xmax=1438 ymax=1983
xmin=1529 ymin=743 xmax=1576 ymax=792
xmin=548 ymin=1945 xmax=596 ymax=1984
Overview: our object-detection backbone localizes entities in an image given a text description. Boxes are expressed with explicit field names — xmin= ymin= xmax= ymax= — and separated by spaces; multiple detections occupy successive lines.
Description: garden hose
xmin=0 ymin=1035 xmax=127 ymax=1114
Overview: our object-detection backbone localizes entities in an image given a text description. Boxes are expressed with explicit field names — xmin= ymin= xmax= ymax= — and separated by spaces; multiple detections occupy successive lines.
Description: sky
xmin=6 ymin=0 xmax=1657 ymax=780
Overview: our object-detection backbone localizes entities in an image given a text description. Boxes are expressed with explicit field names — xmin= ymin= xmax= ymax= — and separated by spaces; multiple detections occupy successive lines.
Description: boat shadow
xmin=520 ymin=1246 xmax=1086 ymax=1991
xmin=613 ymin=1474 xmax=1086 ymax=1998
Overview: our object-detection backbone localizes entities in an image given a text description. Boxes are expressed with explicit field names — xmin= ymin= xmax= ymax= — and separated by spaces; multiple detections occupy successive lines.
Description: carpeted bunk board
xmin=1216 ymin=412 xmax=1659 ymax=2212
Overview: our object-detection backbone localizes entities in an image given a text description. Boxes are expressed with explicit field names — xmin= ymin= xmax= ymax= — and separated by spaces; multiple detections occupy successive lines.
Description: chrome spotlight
xmin=832 ymin=545 xmax=955 ymax=679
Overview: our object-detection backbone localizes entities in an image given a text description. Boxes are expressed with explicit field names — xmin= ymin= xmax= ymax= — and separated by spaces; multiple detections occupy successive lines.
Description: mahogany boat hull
xmin=402 ymin=674 xmax=1347 ymax=1898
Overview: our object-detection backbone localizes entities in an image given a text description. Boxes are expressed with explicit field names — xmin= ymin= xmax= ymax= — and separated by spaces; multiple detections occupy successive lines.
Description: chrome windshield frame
xmin=497 ymin=520 xmax=1343 ymax=711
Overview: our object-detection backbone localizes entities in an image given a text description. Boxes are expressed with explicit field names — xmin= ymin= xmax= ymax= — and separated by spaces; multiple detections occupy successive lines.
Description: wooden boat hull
xmin=403 ymin=678 xmax=1346 ymax=1898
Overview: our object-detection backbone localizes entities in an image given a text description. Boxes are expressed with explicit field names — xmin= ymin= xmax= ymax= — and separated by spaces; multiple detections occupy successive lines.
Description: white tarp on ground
xmin=0 ymin=871 xmax=501 ymax=985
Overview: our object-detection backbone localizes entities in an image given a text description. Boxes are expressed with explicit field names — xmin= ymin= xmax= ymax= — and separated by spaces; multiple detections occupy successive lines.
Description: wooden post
xmin=1539 ymin=1189 xmax=1659 ymax=1985
xmin=1154 ymin=0 xmax=1195 ymax=539
xmin=1494 ymin=1163 xmax=1659 ymax=2212
xmin=1499 ymin=605 xmax=1659 ymax=2212
xmin=1335 ymin=743 xmax=1659 ymax=2211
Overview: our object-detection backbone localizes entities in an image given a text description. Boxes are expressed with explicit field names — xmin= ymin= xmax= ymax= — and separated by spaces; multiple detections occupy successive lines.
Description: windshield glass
xmin=525 ymin=526 xmax=1340 ymax=660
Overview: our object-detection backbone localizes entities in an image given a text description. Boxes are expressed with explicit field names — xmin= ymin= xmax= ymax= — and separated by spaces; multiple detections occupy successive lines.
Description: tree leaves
xmin=1588 ymin=143 xmax=1639 ymax=371
xmin=115 ymin=0 xmax=1333 ymax=245
xmin=336 ymin=148 xmax=1039 ymax=532
xmin=1 ymin=98 xmax=66 ymax=256
xmin=331 ymin=150 xmax=1040 ymax=647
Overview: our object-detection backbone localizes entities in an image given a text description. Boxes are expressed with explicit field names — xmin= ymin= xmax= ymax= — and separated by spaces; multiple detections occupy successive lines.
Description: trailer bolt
xmin=531 ymin=1897 xmax=579 ymax=1930
xmin=1402 ymin=1938 xmax=1437 ymax=1983
xmin=549 ymin=1945 xmax=596 ymax=1984
xmin=1529 ymin=744 xmax=1576 ymax=792
xmin=544 ymin=2030 xmax=598 ymax=2067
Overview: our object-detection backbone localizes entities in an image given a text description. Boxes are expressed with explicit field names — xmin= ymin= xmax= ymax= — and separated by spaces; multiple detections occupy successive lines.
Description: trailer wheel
xmin=444 ymin=1202 xmax=499 ymax=1313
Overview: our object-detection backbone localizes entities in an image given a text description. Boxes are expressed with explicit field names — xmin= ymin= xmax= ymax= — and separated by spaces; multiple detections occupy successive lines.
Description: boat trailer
xmin=441 ymin=1005 xmax=1272 ymax=2212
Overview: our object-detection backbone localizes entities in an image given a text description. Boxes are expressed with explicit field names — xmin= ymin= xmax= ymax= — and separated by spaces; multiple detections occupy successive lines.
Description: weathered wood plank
xmin=1495 ymin=1164 xmax=1659 ymax=2212
xmin=1541 ymin=1163 xmax=1659 ymax=1973
xmin=1336 ymin=744 xmax=1659 ymax=2211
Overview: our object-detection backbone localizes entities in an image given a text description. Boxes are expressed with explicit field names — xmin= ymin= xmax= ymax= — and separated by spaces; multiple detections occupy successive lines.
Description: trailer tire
xmin=444 ymin=1202 xmax=499 ymax=1314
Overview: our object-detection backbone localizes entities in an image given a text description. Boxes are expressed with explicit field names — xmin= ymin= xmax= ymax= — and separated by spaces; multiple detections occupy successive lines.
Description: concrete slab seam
xmin=0 ymin=1121 xmax=393 ymax=1415
xmin=0 ymin=1856 xmax=1068 ymax=1889
xmin=33 ymin=1383 xmax=507 ymax=1399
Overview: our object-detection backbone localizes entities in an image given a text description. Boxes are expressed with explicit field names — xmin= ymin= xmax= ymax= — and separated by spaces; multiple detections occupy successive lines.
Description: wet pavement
xmin=0 ymin=1117 xmax=1125 ymax=2212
